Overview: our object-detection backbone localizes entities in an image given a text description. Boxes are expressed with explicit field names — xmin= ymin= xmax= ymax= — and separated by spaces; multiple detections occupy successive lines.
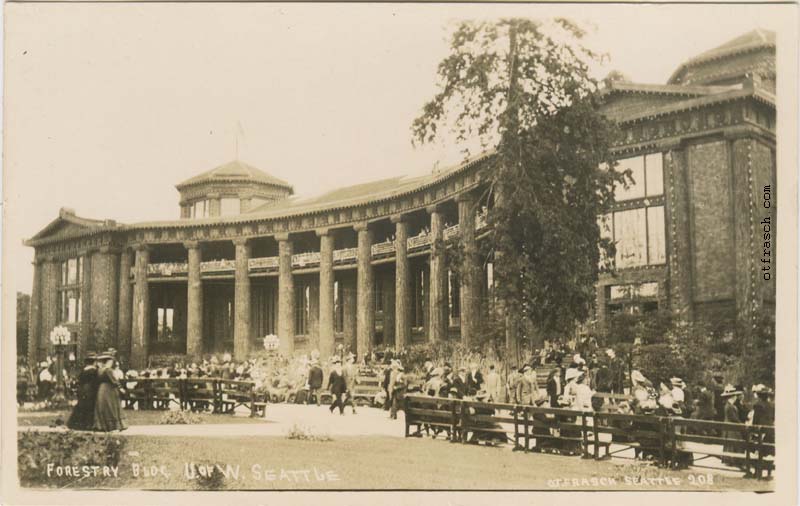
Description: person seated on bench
xmin=467 ymin=390 xmax=505 ymax=446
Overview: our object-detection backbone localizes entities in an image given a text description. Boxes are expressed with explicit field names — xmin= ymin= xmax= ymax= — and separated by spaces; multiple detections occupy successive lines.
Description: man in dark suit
xmin=307 ymin=359 xmax=324 ymax=406
xmin=466 ymin=363 xmax=484 ymax=397
xmin=382 ymin=362 xmax=393 ymax=410
xmin=328 ymin=359 xmax=347 ymax=415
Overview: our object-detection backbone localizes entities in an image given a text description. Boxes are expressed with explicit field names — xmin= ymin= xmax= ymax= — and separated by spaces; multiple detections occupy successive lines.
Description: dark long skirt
xmin=94 ymin=383 xmax=127 ymax=431
xmin=67 ymin=394 xmax=97 ymax=430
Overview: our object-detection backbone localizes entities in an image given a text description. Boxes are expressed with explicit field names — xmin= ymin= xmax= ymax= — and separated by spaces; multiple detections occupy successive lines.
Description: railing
xmin=407 ymin=233 xmax=431 ymax=250
xmin=292 ymin=252 xmax=320 ymax=268
xmin=248 ymin=256 xmax=279 ymax=270
xmin=200 ymin=259 xmax=235 ymax=273
xmin=403 ymin=395 xmax=775 ymax=480
xmin=333 ymin=248 xmax=358 ymax=263
xmin=444 ymin=224 xmax=460 ymax=240
xmin=147 ymin=262 xmax=189 ymax=277
xmin=371 ymin=242 xmax=396 ymax=256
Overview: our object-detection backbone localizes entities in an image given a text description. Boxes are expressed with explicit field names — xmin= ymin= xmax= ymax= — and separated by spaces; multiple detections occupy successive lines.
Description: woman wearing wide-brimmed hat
xmin=93 ymin=354 xmax=127 ymax=432
xmin=720 ymin=384 xmax=745 ymax=465
xmin=67 ymin=353 xmax=98 ymax=430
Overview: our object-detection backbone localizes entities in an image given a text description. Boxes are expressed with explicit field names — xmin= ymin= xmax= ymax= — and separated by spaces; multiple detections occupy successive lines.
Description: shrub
xmin=18 ymin=431 xmax=125 ymax=488
xmin=187 ymin=461 xmax=227 ymax=490
xmin=285 ymin=423 xmax=332 ymax=442
xmin=158 ymin=410 xmax=202 ymax=425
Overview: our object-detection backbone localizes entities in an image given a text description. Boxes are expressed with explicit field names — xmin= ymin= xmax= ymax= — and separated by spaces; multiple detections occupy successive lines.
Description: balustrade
xmin=371 ymin=242 xmax=395 ymax=256
xmin=333 ymin=248 xmax=358 ymax=263
xmin=248 ymin=256 xmax=279 ymax=271
xmin=292 ymin=251 xmax=321 ymax=268
xmin=146 ymin=262 xmax=188 ymax=277
xmin=200 ymin=259 xmax=235 ymax=273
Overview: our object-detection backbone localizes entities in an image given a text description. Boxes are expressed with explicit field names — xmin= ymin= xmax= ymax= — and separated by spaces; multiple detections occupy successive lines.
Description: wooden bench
xmin=404 ymin=395 xmax=460 ymax=441
xmin=216 ymin=379 xmax=267 ymax=417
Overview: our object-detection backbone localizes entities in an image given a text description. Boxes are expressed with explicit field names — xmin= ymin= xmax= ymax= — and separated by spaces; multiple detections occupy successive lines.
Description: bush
xmin=18 ymin=431 xmax=125 ymax=488
xmin=285 ymin=423 xmax=332 ymax=442
xmin=187 ymin=461 xmax=227 ymax=490
xmin=158 ymin=410 xmax=202 ymax=425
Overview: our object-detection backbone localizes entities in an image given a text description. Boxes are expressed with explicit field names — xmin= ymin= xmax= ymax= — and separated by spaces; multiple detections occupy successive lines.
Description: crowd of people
xmin=19 ymin=338 xmax=775 ymax=441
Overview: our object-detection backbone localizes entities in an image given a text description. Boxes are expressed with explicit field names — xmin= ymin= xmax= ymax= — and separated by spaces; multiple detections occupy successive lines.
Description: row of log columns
xmin=116 ymin=193 xmax=486 ymax=364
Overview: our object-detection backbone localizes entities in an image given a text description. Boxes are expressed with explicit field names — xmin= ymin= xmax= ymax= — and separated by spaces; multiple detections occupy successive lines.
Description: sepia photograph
xmin=2 ymin=2 xmax=797 ymax=504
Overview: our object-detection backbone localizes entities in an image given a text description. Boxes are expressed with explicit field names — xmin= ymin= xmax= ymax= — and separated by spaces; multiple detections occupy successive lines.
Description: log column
xmin=392 ymin=214 xmax=410 ymax=350
xmin=355 ymin=222 xmax=374 ymax=357
xmin=27 ymin=257 xmax=44 ymax=367
xmin=233 ymin=238 xmax=251 ymax=360
xmin=317 ymin=228 xmax=335 ymax=360
xmin=117 ymin=248 xmax=134 ymax=366
xmin=185 ymin=241 xmax=203 ymax=359
xmin=277 ymin=233 xmax=295 ymax=356
xmin=457 ymin=193 xmax=480 ymax=346
xmin=427 ymin=205 xmax=447 ymax=342
xmin=130 ymin=244 xmax=150 ymax=369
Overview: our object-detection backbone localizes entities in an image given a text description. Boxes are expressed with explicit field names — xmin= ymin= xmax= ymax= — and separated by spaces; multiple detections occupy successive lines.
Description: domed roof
xmin=176 ymin=159 xmax=293 ymax=193
xmin=668 ymin=29 xmax=775 ymax=86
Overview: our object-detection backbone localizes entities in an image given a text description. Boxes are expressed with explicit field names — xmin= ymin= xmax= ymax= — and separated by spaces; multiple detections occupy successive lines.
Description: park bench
xmin=183 ymin=379 xmax=216 ymax=412
xmin=404 ymin=395 xmax=461 ymax=440
xmin=150 ymin=378 xmax=182 ymax=410
xmin=668 ymin=418 xmax=774 ymax=478
xmin=352 ymin=372 xmax=383 ymax=406
xmin=513 ymin=405 xmax=591 ymax=457
xmin=216 ymin=379 xmax=267 ymax=417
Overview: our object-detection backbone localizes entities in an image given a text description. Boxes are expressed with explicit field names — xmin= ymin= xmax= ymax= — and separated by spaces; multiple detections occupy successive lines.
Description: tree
xmin=17 ymin=292 xmax=30 ymax=363
xmin=413 ymin=19 xmax=625 ymax=350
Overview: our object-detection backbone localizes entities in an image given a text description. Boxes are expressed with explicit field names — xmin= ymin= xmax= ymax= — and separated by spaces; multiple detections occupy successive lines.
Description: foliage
xmin=628 ymin=311 xmax=775 ymax=389
xmin=412 ymin=18 xmax=624 ymax=343
xmin=285 ymin=423 xmax=333 ymax=442
xmin=18 ymin=430 xmax=125 ymax=488
xmin=189 ymin=461 xmax=228 ymax=490
xmin=17 ymin=292 xmax=30 ymax=363
xmin=605 ymin=311 xmax=672 ymax=346
xmin=158 ymin=409 xmax=202 ymax=425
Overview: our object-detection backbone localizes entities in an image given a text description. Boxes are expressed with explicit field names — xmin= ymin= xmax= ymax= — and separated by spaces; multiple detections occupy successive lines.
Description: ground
xmin=16 ymin=404 xmax=774 ymax=491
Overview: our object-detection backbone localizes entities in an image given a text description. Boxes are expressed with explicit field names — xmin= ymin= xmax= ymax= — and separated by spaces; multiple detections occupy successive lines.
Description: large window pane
xmin=220 ymin=198 xmax=240 ymax=216
xmin=614 ymin=208 xmax=647 ymax=268
xmin=615 ymin=156 xmax=645 ymax=201
xmin=645 ymin=153 xmax=664 ymax=197
xmin=67 ymin=258 xmax=78 ymax=285
xmin=647 ymin=206 xmax=666 ymax=264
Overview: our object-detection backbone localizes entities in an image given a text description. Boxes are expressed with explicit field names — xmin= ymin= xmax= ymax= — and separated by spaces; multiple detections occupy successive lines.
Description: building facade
xmin=24 ymin=31 xmax=776 ymax=368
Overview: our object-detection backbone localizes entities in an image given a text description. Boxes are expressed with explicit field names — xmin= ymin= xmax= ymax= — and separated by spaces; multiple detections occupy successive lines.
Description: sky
xmin=4 ymin=2 xmax=791 ymax=295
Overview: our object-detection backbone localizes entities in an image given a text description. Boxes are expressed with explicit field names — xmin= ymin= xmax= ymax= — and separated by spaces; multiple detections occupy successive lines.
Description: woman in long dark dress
xmin=67 ymin=354 xmax=98 ymax=430
xmin=93 ymin=355 xmax=127 ymax=432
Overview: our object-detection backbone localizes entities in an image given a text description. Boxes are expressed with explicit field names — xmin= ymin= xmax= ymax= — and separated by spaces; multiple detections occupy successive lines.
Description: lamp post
xmin=49 ymin=325 xmax=71 ymax=409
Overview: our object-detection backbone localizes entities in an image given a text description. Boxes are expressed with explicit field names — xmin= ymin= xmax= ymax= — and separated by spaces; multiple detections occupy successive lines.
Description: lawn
xmin=19 ymin=433 xmax=773 ymax=491
xmin=17 ymin=409 xmax=264 ymax=427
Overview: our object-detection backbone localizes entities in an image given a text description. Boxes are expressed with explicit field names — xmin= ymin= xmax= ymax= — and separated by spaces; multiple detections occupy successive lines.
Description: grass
xmin=18 ymin=434 xmax=773 ymax=491
xmin=17 ymin=409 xmax=265 ymax=428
